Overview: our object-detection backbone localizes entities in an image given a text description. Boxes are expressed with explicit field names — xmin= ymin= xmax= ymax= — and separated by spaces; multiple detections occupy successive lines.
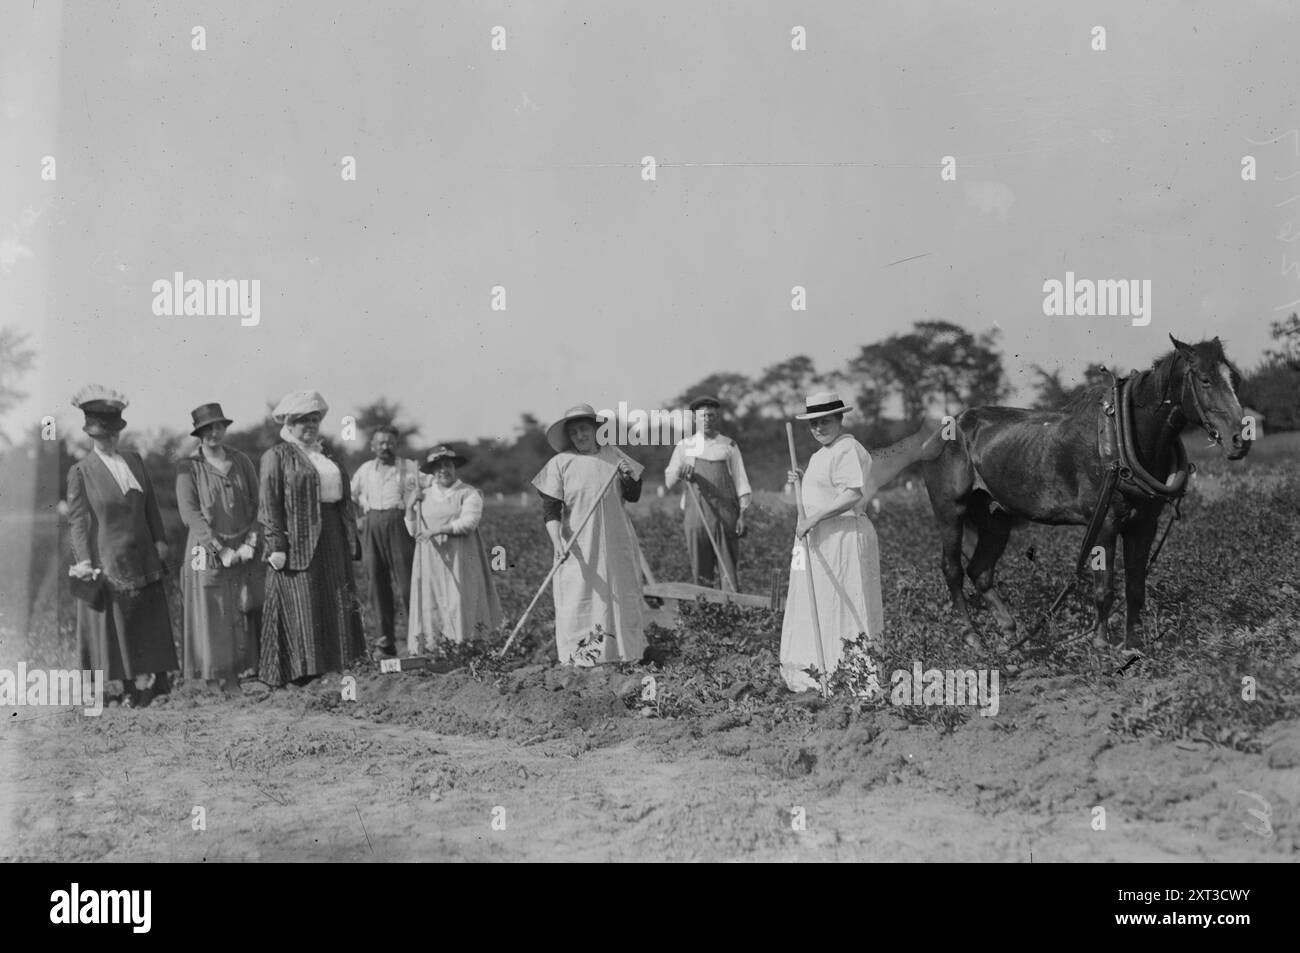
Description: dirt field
xmin=2 ymin=645 xmax=1295 ymax=862
xmin=3 ymin=451 xmax=1298 ymax=863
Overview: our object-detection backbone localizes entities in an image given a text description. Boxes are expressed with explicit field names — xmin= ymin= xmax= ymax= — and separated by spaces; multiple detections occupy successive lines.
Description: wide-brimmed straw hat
xmin=419 ymin=446 xmax=468 ymax=473
xmin=271 ymin=390 xmax=329 ymax=424
xmin=546 ymin=403 xmax=608 ymax=453
xmin=795 ymin=391 xmax=853 ymax=421
xmin=189 ymin=402 xmax=234 ymax=437
xmin=72 ymin=384 xmax=128 ymax=437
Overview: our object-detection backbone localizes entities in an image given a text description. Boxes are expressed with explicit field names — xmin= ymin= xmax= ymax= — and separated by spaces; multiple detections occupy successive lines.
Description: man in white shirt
xmin=350 ymin=425 xmax=420 ymax=656
xmin=664 ymin=396 xmax=752 ymax=590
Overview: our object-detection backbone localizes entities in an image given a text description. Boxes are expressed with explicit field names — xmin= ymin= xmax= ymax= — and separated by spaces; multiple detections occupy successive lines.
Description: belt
xmin=365 ymin=507 xmax=406 ymax=514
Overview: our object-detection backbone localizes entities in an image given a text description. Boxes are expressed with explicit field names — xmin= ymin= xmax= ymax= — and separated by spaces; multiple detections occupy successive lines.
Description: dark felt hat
xmin=689 ymin=395 xmax=723 ymax=412
xmin=189 ymin=402 xmax=234 ymax=437
xmin=72 ymin=385 xmax=129 ymax=437
xmin=419 ymin=446 xmax=468 ymax=473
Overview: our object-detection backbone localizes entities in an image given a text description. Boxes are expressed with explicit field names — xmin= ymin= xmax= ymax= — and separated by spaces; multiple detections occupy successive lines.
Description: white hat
xmin=795 ymin=391 xmax=853 ymax=421
xmin=271 ymin=390 xmax=329 ymax=424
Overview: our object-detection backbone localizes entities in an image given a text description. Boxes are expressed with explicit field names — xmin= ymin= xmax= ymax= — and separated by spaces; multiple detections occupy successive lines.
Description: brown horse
xmin=922 ymin=335 xmax=1251 ymax=651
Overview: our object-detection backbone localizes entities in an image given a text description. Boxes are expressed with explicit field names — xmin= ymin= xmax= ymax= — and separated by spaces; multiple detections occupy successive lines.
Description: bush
xmin=1239 ymin=359 xmax=1300 ymax=432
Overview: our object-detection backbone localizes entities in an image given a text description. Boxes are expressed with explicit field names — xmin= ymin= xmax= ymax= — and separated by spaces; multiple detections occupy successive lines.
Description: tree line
xmin=1 ymin=317 xmax=1297 ymax=513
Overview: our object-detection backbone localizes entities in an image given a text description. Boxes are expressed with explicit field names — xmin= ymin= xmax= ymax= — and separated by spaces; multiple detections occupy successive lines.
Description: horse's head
xmin=1168 ymin=334 xmax=1251 ymax=461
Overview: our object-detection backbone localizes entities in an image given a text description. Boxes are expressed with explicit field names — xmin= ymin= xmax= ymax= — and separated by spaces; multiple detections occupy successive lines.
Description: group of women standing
xmin=67 ymin=383 xmax=938 ymax=702
xmin=69 ymin=386 xmax=367 ymax=703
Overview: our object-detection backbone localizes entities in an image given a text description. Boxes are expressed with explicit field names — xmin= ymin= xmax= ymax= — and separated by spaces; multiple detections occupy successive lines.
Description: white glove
xmin=268 ymin=552 xmax=288 ymax=571
xmin=236 ymin=543 xmax=255 ymax=563
xmin=219 ymin=547 xmax=238 ymax=568
xmin=69 ymin=560 xmax=98 ymax=580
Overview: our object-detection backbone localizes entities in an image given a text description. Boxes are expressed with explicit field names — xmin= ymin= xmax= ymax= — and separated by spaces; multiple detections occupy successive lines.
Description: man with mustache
xmin=664 ymin=396 xmax=751 ymax=591
xmin=350 ymin=425 xmax=420 ymax=658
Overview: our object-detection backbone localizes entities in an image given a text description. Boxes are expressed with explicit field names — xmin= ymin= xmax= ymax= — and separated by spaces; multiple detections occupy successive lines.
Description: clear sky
xmin=3 ymin=0 xmax=1297 ymax=446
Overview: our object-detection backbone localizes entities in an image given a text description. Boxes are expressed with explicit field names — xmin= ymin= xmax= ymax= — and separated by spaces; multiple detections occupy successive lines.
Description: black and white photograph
xmin=1 ymin=0 xmax=1297 ymax=884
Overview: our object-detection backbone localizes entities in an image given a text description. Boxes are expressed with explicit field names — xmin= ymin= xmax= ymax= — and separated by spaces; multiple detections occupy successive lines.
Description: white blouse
xmin=405 ymin=481 xmax=484 ymax=537
xmin=303 ymin=449 xmax=343 ymax=502
xmin=802 ymin=434 xmax=872 ymax=517
xmin=94 ymin=446 xmax=144 ymax=495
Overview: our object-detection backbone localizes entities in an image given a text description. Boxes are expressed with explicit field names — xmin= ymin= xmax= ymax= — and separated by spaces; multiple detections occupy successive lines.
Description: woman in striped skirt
xmin=258 ymin=390 xmax=366 ymax=686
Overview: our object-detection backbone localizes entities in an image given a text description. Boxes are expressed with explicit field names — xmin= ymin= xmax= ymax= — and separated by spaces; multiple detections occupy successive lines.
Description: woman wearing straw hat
xmin=176 ymin=402 xmax=262 ymax=692
xmin=405 ymin=446 xmax=502 ymax=651
xmin=779 ymin=391 xmax=886 ymax=692
xmin=258 ymin=390 xmax=366 ymax=686
xmin=66 ymin=385 xmax=178 ymax=706
xmin=530 ymin=404 xmax=648 ymax=666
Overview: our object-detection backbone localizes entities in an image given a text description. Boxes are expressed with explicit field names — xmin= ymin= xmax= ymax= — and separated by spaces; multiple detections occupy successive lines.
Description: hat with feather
xmin=71 ymin=384 xmax=129 ymax=437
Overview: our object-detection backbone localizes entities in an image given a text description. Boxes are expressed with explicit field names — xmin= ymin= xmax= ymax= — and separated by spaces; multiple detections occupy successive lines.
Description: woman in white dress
xmin=405 ymin=446 xmax=502 ymax=652
xmin=779 ymin=391 xmax=886 ymax=693
xmin=531 ymin=404 xmax=648 ymax=666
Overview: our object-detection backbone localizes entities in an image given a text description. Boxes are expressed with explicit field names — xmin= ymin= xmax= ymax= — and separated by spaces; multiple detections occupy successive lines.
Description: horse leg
xmin=924 ymin=444 xmax=977 ymax=647
xmin=966 ymin=510 xmax=1017 ymax=643
xmin=1121 ymin=512 xmax=1159 ymax=651
xmin=1089 ymin=523 xmax=1120 ymax=649
xmin=937 ymin=512 xmax=980 ymax=647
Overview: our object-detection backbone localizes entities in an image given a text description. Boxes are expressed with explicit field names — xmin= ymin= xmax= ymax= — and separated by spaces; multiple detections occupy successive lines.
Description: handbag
xmin=68 ymin=569 xmax=108 ymax=611
xmin=237 ymin=562 xmax=266 ymax=613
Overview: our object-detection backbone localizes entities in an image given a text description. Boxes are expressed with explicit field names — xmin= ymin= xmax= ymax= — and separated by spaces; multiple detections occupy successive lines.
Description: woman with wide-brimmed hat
xmin=530 ymin=404 xmax=648 ymax=666
xmin=176 ymin=402 xmax=262 ymax=692
xmin=66 ymin=385 xmax=178 ymax=706
xmin=404 ymin=446 xmax=502 ymax=652
xmin=779 ymin=391 xmax=884 ymax=692
xmin=778 ymin=391 xmax=946 ymax=691
xmin=257 ymin=390 xmax=365 ymax=686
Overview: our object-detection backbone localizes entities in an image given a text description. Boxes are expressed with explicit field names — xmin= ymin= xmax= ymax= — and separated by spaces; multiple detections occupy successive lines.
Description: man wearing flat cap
xmin=350 ymin=424 xmax=420 ymax=657
xmin=664 ymin=396 xmax=752 ymax=590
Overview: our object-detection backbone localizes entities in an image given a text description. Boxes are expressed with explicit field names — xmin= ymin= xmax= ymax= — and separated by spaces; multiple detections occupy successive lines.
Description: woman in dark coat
xmin=177 ymin=403 xmax=262 ymax=692
xmin=66 ymin=385 xmax=178 ymax=706
xmin=258 ymin=390 xmax=366 ymax=686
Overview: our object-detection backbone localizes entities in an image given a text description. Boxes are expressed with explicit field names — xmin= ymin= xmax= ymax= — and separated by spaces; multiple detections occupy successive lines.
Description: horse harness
xmin=1019 ymin=369 xmax=1200 ymax=648
xmin=1080 ymin=372 xmax=1195 ymax=575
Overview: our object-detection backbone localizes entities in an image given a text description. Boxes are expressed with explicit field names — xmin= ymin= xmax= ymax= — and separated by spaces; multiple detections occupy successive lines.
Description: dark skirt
xmin=259 ymin=502 xmax=365 ymax=686
xmin=77 ymin=580 xmax=178 ymax=681
xmin=181 ymin=555 xmax=260 ymax=682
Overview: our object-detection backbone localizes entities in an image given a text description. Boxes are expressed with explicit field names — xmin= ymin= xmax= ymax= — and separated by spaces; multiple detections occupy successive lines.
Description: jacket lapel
xmin=85 ymin=449 xmax=125 ymax=499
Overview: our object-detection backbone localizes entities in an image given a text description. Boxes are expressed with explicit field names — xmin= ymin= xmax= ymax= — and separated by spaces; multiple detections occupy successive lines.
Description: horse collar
xmin=1109 ymin=376 xmax=1192 ymax=502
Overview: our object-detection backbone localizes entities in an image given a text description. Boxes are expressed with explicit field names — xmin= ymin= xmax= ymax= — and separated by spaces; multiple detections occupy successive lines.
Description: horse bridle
xmin=1165 ymin=361 xmax=1223 ymax=447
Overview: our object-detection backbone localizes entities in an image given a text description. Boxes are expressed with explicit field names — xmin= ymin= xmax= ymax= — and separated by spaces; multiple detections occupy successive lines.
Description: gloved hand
xmin=220 ymin=547 xmax=238 ymax=568
xmin=70 ymin=560 xmax=98 ymax=580
xmin=236 ymin=544 xmax=255 ymax=563
xmin=268 ymin=551 xmax=288 ymax=571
